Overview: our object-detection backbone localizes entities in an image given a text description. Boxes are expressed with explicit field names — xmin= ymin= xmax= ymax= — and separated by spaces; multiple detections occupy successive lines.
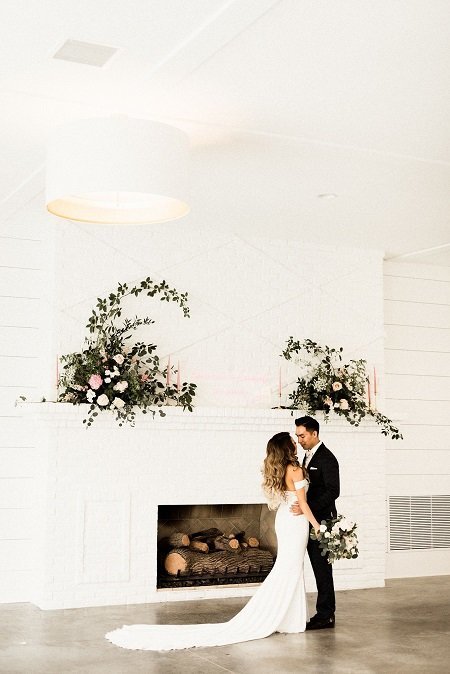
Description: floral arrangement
xmin=58 ymin=278 xmax=196 ymax=427
xmin=282 ymin=338 xmax=402 ymax=440
xmin=310 ymin=515 xmax=359 ymax=564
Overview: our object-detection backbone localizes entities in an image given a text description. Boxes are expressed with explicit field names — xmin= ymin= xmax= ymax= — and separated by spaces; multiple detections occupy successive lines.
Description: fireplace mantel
xmin=23 ymin=403 xmax=386 ymax=609
xmin=21 ymin=402 xmax=381 ymax=431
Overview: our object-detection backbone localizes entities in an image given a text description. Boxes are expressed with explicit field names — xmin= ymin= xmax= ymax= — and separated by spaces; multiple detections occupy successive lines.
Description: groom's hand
xmin=290 ymin=501 xmax=301 ymax=516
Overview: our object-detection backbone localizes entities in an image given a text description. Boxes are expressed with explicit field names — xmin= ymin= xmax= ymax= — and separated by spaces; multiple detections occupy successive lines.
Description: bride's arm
xmin=286 ymin=465 xmax=320 ymax=532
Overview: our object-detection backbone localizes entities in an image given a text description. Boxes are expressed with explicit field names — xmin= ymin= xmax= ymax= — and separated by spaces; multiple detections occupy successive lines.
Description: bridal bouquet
xmin=310 ymin=514 xmax=359 ymax=564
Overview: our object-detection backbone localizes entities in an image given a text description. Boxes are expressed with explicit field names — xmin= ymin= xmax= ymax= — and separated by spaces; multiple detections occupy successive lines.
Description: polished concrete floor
xmin=0 ymin=576 xmax=449 ymax=673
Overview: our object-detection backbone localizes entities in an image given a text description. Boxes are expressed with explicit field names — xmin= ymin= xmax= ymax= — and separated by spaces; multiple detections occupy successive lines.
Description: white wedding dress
xmin=105 ymin=481 xmax=310 ymax=651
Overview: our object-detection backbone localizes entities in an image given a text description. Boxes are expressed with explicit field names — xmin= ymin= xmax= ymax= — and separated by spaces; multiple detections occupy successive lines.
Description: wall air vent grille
xmin=389 ymin=496 xmax=450 ymax=551
xmin=52 ymin=40 xmax=118 ymax=67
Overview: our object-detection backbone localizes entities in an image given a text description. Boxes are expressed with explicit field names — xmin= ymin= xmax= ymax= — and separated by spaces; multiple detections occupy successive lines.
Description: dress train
xmin=106 ymin=491 xmax=309 ymax=651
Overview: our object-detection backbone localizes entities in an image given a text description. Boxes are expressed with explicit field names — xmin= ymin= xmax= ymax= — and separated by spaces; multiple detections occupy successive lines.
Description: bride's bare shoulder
xmin=286 ymin=463 xmax=304 ymax=478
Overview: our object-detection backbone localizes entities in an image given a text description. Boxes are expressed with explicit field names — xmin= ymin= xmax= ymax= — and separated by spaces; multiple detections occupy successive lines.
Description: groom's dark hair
xmin=295 ymin=416 xmax=320 ymax=434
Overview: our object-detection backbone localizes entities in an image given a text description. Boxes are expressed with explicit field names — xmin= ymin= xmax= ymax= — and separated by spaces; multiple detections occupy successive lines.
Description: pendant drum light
xmin=46 ymin=116 xmax=190 ymax=224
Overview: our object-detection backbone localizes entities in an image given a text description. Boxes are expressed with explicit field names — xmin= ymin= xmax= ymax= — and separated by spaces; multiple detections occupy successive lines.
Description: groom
xmin=292 ymin=415 xmax=340 ymax=630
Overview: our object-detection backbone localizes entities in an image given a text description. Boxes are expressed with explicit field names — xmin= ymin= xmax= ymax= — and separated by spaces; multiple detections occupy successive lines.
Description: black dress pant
xmin=307 ymin=534 xmax=335 ymax=619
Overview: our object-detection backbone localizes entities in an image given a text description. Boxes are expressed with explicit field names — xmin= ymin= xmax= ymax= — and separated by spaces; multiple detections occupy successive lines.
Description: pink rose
xmin=88 ymin=374 xmax=103 ymax=390
xmin=332 ymin=382 xmax=342 ymax=391
xmin=140 ymin=373 xmax=149 ymax=382
xmin=339 ymin=398 xmax=349 ymax=410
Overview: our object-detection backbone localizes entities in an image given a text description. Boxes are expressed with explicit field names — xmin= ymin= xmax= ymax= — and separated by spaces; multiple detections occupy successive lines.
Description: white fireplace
xmin=24 ymin=404 xmax=386 ymax=610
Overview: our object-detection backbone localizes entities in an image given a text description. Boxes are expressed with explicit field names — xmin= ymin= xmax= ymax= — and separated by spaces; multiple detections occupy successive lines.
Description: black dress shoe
xmin=307 ymin=613 xmax=332 ymax=625
xmin=305 ymin=616 xmax=335 ymax=630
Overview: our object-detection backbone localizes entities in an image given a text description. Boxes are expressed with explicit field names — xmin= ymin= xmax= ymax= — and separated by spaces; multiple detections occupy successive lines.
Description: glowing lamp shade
xmin=46 ymin=117 xmax=190 ymax=224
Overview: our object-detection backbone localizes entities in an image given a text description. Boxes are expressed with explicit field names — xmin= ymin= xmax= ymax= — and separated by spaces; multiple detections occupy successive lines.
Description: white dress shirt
xmin=304 ymin=440 xmax=322 ymax=468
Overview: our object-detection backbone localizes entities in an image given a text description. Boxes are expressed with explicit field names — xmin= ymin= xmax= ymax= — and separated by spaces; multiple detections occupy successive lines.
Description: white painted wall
xmin=0 ymin=195 xmax=56 ymax=602
xmin=0 ymin=202 xmax=387 ymax=604
xmin=384 ymin=260 xmax=450 ymax=577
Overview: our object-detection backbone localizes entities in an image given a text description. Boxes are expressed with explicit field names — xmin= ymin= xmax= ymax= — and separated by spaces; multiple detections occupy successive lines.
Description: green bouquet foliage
xmin=282 ymin=338 xmax=402 ymax=440
xmin=310 ymin=515 xmax=359 ymax=564
xmin=58 ymin=278 xmax=196 ymax=427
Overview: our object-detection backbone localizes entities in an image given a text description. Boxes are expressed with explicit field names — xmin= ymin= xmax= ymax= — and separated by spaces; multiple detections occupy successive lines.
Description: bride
xmin=105 ymin=431 xmax=320 ymax=651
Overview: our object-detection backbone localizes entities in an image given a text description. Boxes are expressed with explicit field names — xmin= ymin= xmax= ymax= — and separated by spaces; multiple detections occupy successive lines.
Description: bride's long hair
xmin=262 ymin=432 xmax=302 ymax=510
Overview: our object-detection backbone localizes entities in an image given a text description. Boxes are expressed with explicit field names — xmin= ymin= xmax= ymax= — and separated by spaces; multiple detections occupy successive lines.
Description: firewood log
xmin=190 ymin=527 xmax=234 ymax=550
xmin=190 ymin=528 xmax=223 ymax=541
xmin=233 ymin=531 xmax=259 ymax=547
xmin=168 ymin=532 xmax=190 ymax=547
xmin=213 ymin=535 xmax=240 ymax=552
xmin=164 ymin=547 xmax=273 ymax=576
xmin=189 ymin=540 xmax=209 ymax=553
xmin=159 ymin=532 xmax=190 ymax=549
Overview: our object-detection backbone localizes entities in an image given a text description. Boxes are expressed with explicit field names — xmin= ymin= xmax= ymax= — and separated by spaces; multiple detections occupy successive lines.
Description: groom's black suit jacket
xmin=303 ymin=443 xmax=340 ymax=522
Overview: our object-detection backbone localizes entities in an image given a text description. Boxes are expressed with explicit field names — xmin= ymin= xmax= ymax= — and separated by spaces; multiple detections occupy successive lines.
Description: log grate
xmin=157 ymin=563 xmax=274 ymax=589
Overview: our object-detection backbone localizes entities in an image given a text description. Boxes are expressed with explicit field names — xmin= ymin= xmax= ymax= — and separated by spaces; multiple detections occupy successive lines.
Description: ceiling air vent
xmin=52 ymin=39 xmax=118 ymax=67
xmin=389 ymin=495 xmax=450 ymax=551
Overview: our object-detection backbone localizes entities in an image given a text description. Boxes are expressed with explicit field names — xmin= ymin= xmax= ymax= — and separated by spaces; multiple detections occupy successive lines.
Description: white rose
xmin=113 ymin=380 xmax=128 ymax=392
xmin=324 ymin=532 xmax=331 ymax=538
xmin=319 ymin=524 xmax=327 ymax=533
xmin=97 ymin=394 xmax=109 ymax=406
xmin=339 ymin=398 xmax=349 ymax=410
xmin=112 ymin=396 xmax=125 ymax=409
xmin=113 ymin=354 xmax=125 ymax=365
xmin=104 ymin=377 xmax=111 ymax=383
xmin=86 ymin=389 xmax=96 ymax=402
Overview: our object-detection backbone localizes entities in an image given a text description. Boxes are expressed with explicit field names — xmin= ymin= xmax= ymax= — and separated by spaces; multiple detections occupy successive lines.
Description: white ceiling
xmin=0 ymin=0 xmax=449 ymax=261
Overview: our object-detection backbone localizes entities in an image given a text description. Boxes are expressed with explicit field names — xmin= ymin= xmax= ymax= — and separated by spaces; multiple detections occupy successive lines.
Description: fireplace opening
xmin=157 ymin=503 xmax=276 ymax=589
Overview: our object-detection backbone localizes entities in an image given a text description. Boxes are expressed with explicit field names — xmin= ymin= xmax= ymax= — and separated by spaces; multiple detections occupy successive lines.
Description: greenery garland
xmin=282 ymin=338 xmax=402 ymax=440
xmin=58 ymin=278 xmax=196 ymax=427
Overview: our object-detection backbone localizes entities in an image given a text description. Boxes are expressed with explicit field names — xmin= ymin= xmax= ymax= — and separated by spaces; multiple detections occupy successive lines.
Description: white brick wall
xmin=25 ymin=405 xmax=385 ymax=610
xmin=1 ymin=199 xmax=386 ymax=604
xmin=54 ymin=222 xmax=385 ymax=409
